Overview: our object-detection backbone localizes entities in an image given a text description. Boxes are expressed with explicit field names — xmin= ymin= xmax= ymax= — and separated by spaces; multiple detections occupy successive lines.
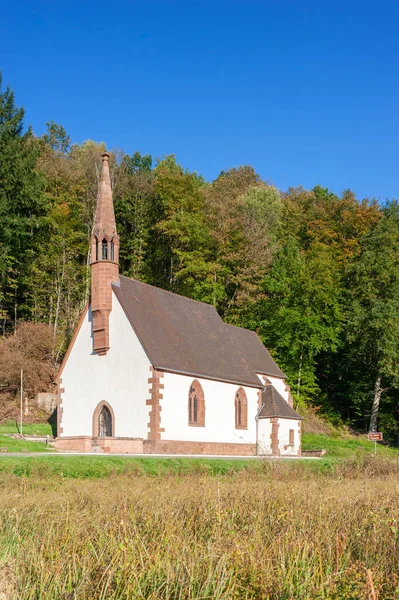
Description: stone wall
xmin=93 ymin=437 xmax=143 ymax=454
xmin=36 ymin=392 xmax=57 ymax=414
xmin=144 ymin=439 xmax=256 ymax=456
xmin=54 ymin=436 xmax=92 ymax=452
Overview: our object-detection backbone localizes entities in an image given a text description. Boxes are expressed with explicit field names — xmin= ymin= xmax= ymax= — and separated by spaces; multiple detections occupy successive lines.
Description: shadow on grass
xmin=48 ymin=408 xmax=57 ymax=437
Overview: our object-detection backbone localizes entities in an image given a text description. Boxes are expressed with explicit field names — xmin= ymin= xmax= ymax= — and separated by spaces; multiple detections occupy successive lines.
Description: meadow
xmin=1 ymin=455 xmax=399 ymax=600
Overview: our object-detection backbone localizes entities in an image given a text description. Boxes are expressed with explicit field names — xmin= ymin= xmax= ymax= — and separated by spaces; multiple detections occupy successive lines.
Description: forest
xmin=1 ymin=73 xmax=399 ymax=439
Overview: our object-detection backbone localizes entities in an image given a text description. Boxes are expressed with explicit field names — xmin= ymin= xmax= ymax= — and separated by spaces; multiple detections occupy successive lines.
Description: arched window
xmin=93 ymin=401 xmax=115 ymax=438
xmin=102 ymin=238 xmax=108 ymax=260
xmin=188 ymin=380 xmax=205 ymax=426
xmin=98 ymin=405 xmax=112 ymax=437
xmin=95 ymin=237 xmax=99 ymax=261
xmin=110 ymin=240 xmax=115 ymax=261
xmin=235 ymin=387 xmax=248 ymax=429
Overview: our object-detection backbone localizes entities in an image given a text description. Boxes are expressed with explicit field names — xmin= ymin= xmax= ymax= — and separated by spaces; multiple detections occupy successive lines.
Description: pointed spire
xmin=93 ymin=152 xmax=117 ymax=238
xmin=90 ymin=151 xmax=120 ymax=355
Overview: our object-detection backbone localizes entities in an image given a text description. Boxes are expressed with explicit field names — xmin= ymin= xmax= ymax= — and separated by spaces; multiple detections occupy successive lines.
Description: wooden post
xmin=20 ymin=369 xmax=23 ymax=436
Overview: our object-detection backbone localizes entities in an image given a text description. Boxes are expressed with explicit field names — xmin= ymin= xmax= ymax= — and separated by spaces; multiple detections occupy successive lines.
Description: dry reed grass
xmin=0 ymin=463 xmax=398 ymax=599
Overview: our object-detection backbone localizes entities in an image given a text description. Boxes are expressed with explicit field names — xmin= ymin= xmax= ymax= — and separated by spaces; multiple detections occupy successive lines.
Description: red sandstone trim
xmin=57 ymin=379 xmax=64 ymax=436
xmin=144 ymin=439 xmax=256 ymax=456
xmin=298 ymin=420 xmax=302 ymax=457
xmin=147 ymin=367 xmax=165 ymax=441
xmin=270 ymin=417 xmax=280 ymax=456
xmin=92 ymin=400 xmax=116 ymax=437
xmin=54 ymin=436 xmax=92 ymax=452
xmin=188 ymin=379 xmax=205 ymax=427
xmin=54 ymin=436 xmax=143 ymax=454
xmin=235 ymin=387 xmax=248 ymax=429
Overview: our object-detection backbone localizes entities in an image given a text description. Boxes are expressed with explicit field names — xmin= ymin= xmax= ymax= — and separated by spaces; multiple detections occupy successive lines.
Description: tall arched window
xmin=102 ymin=238 xmax=108 ymax=260
xmin=93 ymin=401 xmax=115 ymax=438
xmin=98 ymin=405 xmax=112 ymax=437
xmin=188 ymin=380 xmax=205 ymax=426
xmin=95 ymin=237 xmax=99 ymax=261
xmin=110 ymin=240 xmax=115 ymax=261
xmin=235 ymin=387 xmax=248 ymax=429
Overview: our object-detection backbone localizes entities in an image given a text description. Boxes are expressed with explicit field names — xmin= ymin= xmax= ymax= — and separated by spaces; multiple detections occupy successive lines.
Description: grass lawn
xmin=0 ymin=419 xmax=53 ymax=436
xmin=0 ymin=420 xmax=54 ymax=453
xmin=0 ymin=435 xmax=53 ymax=453
xmin=302 ymin=432 xmax=396 ymax=457
xmin=0 ymin=438 xmax=397 ymax=478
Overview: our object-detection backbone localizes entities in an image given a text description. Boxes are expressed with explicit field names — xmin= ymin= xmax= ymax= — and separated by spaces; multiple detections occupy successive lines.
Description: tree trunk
xmin=296 ymin=351 xmax=303 ymax=400
xmin=53 ymin=249 xmax=66 ymax=361
xmin=369 ymin=373 xmax=382 ymax=432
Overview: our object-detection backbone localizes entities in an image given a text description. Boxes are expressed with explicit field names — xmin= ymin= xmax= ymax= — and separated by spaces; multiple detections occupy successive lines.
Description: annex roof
xmin=259 ymin=385 xmax=303 ymax=420
xmin=112 ymin=276 xmax=285 ymax=388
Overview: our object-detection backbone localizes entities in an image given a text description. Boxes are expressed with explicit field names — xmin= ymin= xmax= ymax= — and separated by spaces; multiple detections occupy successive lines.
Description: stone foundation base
xmin=54 ymin=436 xmax=143 ymax=454
xmin=54 ymin=436 xmax=92 ymax=452
xmin=143 ymin=439 xmax=256 ymax=456
xmin=93 ymin=437 xmax=143 ymax=454
xmin=301 ymin=449 xmax=326 ymax=457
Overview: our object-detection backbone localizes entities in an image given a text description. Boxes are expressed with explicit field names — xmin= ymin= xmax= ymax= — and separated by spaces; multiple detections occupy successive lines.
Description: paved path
xmin=0 ymin=452 xmax=321 ymax=459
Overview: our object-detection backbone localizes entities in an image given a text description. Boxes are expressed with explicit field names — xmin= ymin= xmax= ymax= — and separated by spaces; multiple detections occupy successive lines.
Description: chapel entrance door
xmin=98 ymin=405 xmax=112 ymax=437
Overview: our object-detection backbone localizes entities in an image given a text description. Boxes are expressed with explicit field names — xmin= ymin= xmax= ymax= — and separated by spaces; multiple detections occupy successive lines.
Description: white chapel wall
xmin=257 ymin=418 xmax=273 ymax=454
xmin=160 ymin=372 xmax=259 ymax=444
xmin=257 ymin=418 xmax=301 ymax=456
xmin=60 ymin=292 xmax=151 ymax=438
xmin=257 ymin=373 xmax=289 ymax=401
xmin=278 ymin=418 xmax=301 ymax=455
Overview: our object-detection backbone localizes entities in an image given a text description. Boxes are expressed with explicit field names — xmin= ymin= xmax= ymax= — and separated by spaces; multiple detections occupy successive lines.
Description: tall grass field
xmin=1 ymin=456 xmax=399 ymax=599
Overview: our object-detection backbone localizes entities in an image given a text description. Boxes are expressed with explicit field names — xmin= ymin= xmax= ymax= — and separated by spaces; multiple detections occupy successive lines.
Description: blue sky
xmin=1 ymin=0 xmax=398 ymax=200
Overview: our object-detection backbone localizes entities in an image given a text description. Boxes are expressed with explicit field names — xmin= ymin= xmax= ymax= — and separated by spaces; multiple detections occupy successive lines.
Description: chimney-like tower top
xmin=90 ymin=150 xmax=120 ymax=355
xmin=92 ymin=151 xmax=117 ymax=239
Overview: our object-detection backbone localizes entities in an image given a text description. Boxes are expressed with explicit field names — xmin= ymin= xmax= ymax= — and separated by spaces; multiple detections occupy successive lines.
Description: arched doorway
xmin=92 ymin=401 xmax=115 ymax=438
xmin=99 ymin=405 xmax=112 ymax=437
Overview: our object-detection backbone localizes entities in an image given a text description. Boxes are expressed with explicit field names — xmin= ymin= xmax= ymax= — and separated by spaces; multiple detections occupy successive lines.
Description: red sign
xmin=368 ymin=432 xmax=383 ymax=441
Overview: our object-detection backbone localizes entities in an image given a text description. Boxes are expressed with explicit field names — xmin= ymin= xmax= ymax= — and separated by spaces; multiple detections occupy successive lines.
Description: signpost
xmin=368 ymin=431 xmax=383 ymax=455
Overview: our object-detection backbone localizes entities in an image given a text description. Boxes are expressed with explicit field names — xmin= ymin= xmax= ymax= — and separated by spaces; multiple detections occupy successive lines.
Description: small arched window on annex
xmin=92 ymin=401 xmax=115 ymax=438
xmin=188 ymin=379 xmax=205 ymax=426
xmin=101 ymin=238 xmax=108 ymax=260
xmin=235 ymin=387 xmax=248 ymax=429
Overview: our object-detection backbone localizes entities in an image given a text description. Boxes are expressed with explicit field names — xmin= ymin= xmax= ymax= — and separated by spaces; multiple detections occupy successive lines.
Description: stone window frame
xmin=92 ymin=400 xmax=115 ymax=438
xmin=289 ymin=428 xmax=295 ymax=446
xmin=235 ymin=387 xmax=248 ymax=430
xmin=188 ymin=379 xmax=205 ymax=427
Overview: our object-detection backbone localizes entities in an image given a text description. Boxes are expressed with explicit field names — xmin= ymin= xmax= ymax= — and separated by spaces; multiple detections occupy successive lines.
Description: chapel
xmin=55 ymin=152 xmax=303 ymax=455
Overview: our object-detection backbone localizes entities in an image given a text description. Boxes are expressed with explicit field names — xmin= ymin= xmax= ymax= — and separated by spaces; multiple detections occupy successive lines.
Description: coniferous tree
xmin=0 ymin=73 xmax=46 ymax=332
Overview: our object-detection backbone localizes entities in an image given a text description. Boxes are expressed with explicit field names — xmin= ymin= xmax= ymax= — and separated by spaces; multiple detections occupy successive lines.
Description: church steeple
xmin=90 ymin=152 xmax=119 ymax=355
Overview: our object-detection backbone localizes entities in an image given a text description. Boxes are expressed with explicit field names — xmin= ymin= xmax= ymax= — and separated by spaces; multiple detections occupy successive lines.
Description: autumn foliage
xmin=0 ymin=323 xmax=56 ymax=420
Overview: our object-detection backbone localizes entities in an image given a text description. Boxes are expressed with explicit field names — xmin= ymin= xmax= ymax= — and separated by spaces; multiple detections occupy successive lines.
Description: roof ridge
xmin=113 ymin=276 xmax=287 ymax=386
xmin=115 ymin=275 xmax=222 ymax=314
xmin=224 ymin=322 xmax=259 ymax=336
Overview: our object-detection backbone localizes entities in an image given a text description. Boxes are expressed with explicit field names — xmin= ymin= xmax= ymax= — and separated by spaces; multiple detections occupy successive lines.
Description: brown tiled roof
xmin=112 ymin=276 xmax=285 ymax=388
xmin=259 ymin=385 xmax=303 ymax=420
